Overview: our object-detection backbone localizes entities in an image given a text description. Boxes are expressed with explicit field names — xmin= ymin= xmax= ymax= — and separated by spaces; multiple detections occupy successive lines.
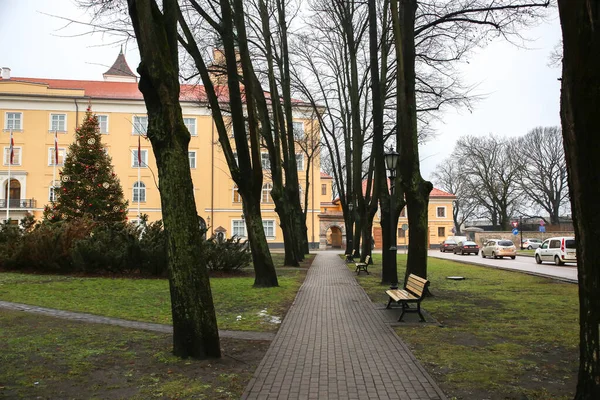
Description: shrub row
xmin=0 ymin=215 xmax=251 ymax=276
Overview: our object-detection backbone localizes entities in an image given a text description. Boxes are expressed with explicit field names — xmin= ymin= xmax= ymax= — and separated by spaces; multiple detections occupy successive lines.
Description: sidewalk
xmin=242 ymin=252 xmax=446 ymax=400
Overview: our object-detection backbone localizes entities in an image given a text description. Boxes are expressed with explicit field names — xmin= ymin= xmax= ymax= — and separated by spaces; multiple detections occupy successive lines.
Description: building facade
xmin=0 ymin=52 xmax=323 ymax=247
xmin=318 ymin=181 xmax=456 ymax=249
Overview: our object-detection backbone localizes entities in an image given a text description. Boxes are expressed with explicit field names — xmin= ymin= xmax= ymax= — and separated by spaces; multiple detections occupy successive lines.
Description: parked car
xmin=453 ymin=241 xmax=479 ymax=255
xmin=440 ymin=239 xmax=458 ymax=252
xmin=481 ymin=239 xmax=517 ymax=259
xmin=534 ymin=237 xmax=576 ymax=265
xmin=521 ymin=238 xmax=542 ymax=250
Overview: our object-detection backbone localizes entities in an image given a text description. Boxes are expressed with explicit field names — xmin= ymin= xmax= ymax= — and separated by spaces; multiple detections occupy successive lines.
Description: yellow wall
xmin=0 ymin=81 xmax=322 ymax=246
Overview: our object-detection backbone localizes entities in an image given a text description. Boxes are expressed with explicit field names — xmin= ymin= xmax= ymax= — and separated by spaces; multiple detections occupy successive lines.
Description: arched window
xmin=133 ymin=181 xmax=146 ymax=203
xmin=233 ymin=184 xmax=242 ymax=203
xmin=262 ymin=183 xmax=273 ymax=203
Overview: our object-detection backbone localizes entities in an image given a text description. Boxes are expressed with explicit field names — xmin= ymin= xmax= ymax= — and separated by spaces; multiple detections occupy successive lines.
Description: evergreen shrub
xmin=204 ymin=235 xmax=252 ymax=273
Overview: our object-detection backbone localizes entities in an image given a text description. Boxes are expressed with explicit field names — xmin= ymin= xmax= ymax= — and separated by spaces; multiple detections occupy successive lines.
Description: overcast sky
xmin=1 ymin=0 xmax=562 ymax=182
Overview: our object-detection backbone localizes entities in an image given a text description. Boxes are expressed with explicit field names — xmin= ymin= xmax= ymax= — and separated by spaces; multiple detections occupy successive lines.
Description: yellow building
xmin=0 ymin=52 xmax=323 ymax=248
xmin=318 ymin=179 xmax=456 ymax=249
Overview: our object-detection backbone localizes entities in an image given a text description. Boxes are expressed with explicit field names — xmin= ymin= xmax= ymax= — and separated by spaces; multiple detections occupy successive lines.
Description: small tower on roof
xmin=103 ymin=47 xmax=138 ymax=83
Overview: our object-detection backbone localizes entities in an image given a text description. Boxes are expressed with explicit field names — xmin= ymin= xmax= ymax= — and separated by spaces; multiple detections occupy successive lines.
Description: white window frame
xmin=188 ymin=151 xmax=197 ymax=169
xmin=132 ymin=149 xmax=148 ymax=168
xmin=49 ymin=113 xmax=67 ymax=133
xmin=293 ymin=121 xmax=305 ymax=140
xmin=263 ymin=220 xmax=276 ymax=239
xmin=232 ymin=184 xmax=242 ymax=203
xmin=4 ymin=112 xmax=23 ymax=131
xmin=436 ymin=206 xmax=446 ymax=218
xmin=97 ymin=115 xmax=109 ymax=134
xmin=295 ymin=153 xmax=304 ymax=171
xmin=261 ymin=153 xmax=270 ymax=170
xmin=132 ymin=115 xmax=148 ymax=135
xmin=48 ymin=147 xmax=66 ymax=166
xmin=133 ymin=181 xmax=146 ymax=203
xmin=183 ymin=117 xmax=197 ymax=136
xmin=232 ymin=219 xmax=247 ymax=238
xmin=262 ymin=183 xmax=273 ymax=203
xmin=48 ymin=180 xmax=60 ymax=201
xmin=3 ymin=146 xmax=22 ymax=165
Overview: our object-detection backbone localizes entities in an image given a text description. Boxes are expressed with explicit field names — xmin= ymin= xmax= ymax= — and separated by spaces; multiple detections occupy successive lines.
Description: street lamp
xmin=385 ymin=147 xmax=400 ymax=289
xmin=385 ymin=147 xmax=400 ymax=251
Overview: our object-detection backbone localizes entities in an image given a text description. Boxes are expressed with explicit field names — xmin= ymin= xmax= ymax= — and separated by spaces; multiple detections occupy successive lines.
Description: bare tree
xmin=431 ymin=158 xmax=479 ymax=234
xmin=453 ymin=135 xmax=523 ymax=230
xmin=126 ymin=0 xmax=221 ymax=359
xmin=178 ymin=0 xmax=279 ymax=285
xmin=515 ymin=126 xmax=569 ymax=225
xmin=557 ymin=1 xmax=600 ymax=397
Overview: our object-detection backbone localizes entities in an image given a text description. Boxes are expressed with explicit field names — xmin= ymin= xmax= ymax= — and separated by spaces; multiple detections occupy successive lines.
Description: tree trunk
xmin=345 ymin=211 xmax=354 ymax=257
xmin=353 ymin=211 xmax=362 ymax=259
xmin=557 ymin=2 xmax=600 ymax=397
xmin=127 ymin=0 xmax=220 ymax=359
xmin=391 ymin=0 xmax=433 ymax=284
xmin=403 ymin=186 xmax=431 ymax=283
xmin=243 ymin=195 xmax=279 ymax=287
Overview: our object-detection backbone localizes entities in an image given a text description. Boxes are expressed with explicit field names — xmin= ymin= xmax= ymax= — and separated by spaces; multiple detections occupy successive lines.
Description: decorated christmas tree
xmin=45 ymin=107 xmax=128 ymax=223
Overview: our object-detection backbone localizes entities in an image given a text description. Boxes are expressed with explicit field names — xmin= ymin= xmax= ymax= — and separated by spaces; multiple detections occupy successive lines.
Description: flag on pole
xmin=54 ymin=130 xmax=59 ymax=165
xmin=9 ymin=131 xmax=14 ymax=165
xmin=137 ymin=135 xmax=142 ymax=167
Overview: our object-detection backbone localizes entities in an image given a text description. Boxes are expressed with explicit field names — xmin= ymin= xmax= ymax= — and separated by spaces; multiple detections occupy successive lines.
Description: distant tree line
xmin=432 ymin=126 xmax=570 ymax=232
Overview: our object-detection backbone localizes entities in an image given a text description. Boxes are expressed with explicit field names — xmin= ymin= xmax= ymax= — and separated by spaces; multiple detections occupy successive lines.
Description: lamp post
xmin=384 ymin=147 xmax=400 ymax=289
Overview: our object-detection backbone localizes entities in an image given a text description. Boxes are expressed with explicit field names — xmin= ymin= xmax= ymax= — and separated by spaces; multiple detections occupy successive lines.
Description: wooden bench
xmin=385 ymin=274 xmax=430 ymax=322
xmin=355 ymin=255 xmax=371 ymax=275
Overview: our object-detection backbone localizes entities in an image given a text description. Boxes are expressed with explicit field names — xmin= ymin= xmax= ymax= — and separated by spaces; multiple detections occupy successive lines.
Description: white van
xmin=534 ymin=237 xmax=576 ymax=265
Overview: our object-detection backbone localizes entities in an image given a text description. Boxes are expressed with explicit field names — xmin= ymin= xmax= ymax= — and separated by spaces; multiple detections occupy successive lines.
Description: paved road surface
xmin=428 ymin=250 xmax=577 ymax=283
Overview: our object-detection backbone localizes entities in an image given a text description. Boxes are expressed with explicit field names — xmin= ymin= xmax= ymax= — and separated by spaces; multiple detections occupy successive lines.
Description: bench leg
xmin=386 ymin=297 xmax=393 ymax=309
xmin=365 ymin=266 xmax=370 ymax=275
xmin=417 ymin=302 xmax=426 ymax=322
xmin=398 ymin=302 xmax=408 ymax=322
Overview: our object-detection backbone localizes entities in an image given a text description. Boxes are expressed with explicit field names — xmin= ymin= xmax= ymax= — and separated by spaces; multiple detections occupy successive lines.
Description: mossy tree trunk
xmin=127 ymin=0 xmax=220 ymax=359
xmin=557 ymin=1 xmax=600 ymax=397
xmin=391 ymin=0 xmax=433 ymax=284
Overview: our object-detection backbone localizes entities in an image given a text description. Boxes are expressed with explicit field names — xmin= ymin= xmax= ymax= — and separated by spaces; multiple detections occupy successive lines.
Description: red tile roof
xmin=320 ymin=172 xmax=333 ymax=179
xmin=1 ymin=76 xmax=311 ymax=107
xmin=1 ymin=76 xmax=210 ymax=102
xmin=430 ymin=188 xmax=455 ymax=197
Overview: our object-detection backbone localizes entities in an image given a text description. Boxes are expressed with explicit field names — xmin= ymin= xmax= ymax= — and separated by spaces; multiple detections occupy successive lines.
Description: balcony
xmin=0 ymin=199 xmax=36 ymax=209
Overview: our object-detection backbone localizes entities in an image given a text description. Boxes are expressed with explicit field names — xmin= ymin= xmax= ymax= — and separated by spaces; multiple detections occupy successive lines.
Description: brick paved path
xmin=242 ymin=252 xmax=446 ymax=400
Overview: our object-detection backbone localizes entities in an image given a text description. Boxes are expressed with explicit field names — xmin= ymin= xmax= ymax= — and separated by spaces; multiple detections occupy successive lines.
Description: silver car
xmin=521 ymin=238 xmax=542 ymax=250
xmin=481 ymin=239 xmax=517 ymax=259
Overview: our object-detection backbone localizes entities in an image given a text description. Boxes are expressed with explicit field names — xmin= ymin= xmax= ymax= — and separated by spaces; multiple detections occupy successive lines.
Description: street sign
xmin=512 ymin=228 xmax=519 ymax=235
xmin=539 ymin=226 xmax=546 ymax=233
xmin=540 ymin=219 xmax=545 ymax=226
xmin=451 ymin=227 xmax=456 ymax=233
xmin=401 ymin=224 xmax=408 ymax=231
xmin=511 ymin=221 xmax=518 ymax=228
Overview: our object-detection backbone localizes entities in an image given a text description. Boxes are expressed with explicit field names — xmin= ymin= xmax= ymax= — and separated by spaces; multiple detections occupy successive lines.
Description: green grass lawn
xmin=0 ymin=255 xmax=313 ymax=332
xmin=517 ymin=249 xmax=536 ymax=256
xmin=351 ymin=254 xmax=578 ymax=400
xmin=0 ymin=310 xmax=268 ymax=399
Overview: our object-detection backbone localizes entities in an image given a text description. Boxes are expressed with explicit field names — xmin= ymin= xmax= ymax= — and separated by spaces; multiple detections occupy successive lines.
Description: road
xmin=428 ymin=249 xmax=578 ymax=283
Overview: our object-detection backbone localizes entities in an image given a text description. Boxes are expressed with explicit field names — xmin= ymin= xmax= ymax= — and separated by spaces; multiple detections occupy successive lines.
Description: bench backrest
xmin=364 ymin=255 xmax=371 ymax=264
xmin=405 ymin=274 xmax=429 ymax=298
